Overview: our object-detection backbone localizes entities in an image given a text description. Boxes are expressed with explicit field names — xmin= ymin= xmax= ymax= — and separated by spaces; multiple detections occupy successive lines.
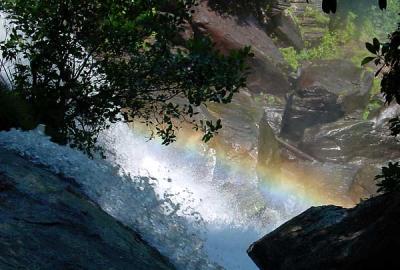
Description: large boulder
xmin=280 ymin=86 xmax=344 ymax=142
xmin=248 ymin=191 xmax=400 ymax=270
xmin=206 ymin=89 xmax=263 ymax=161
xmin=298 ymin=60 xmax=374 ymax=114
xmin=0 ymin=149 xmax=174 ymax=270
xmin=300 ymin=118 xmax=400 ymax=163
xmin=269 ymin=9 xmax=304 ymax=50
xmin=192 ymin=1 xmax=291 ymax=96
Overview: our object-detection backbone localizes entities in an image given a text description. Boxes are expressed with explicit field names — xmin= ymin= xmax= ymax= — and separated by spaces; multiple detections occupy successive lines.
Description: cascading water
xmin=0 ymin=12 xmax=287 ymax=268
xmin=0 ymin=9 xmax=349 ymax=270
xmin=98 ymin=123 xmax=290 ymax=270
xmin=0 ymin=123 xmax=313 ymax=270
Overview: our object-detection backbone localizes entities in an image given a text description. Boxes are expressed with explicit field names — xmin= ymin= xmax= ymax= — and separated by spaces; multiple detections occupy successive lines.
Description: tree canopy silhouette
xmin=0 ymin=0 xmax=251 ymax=156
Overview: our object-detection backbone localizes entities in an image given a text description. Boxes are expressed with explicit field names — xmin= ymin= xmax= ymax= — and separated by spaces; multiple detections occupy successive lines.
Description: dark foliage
xmin=375 ymin=162 xmax=400 ymax=193
xmin=0 ymin=84 xmax=37 ymax=131
xmin=362 ymin=29 xmax=400 ymax=127
xmin=0 ymin=0 xmax=251 ymax=156
xmin=360 ymin=10 xmax=400 ymax=193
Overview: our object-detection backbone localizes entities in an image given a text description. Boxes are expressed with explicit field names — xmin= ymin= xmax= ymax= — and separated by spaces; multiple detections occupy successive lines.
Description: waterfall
xmin=0 ymin=12 xmax=289 ymax=269
xmin=0 ymin=10 xmax=315 ymax=269
xmin=0 ymin=123 xmax=310 ymax=270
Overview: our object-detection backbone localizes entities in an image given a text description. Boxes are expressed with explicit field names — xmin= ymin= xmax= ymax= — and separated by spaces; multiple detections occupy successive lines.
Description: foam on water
xmin=98 ymin=123 xmax=284 ymax=270
xmin=0 ymin=124 xmax=286 ymax=270
xmin=0 ymin=123 xmax=297 ymax=269
xmin=0 ymin=127 xmax=220 ymax=269
xmin=0 ymin=12 xmax=286 ymax=268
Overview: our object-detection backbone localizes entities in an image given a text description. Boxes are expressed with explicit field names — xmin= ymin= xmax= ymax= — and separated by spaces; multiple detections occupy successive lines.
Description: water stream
xmin=0 ymin=123 xmax=318 ymax=270
xmin=0 ymin=8 xmax=360 ymax=269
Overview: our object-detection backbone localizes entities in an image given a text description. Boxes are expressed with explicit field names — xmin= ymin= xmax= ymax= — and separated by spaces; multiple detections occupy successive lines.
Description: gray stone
xmin=298 ymin=60 xmax=374 ymax=114
xmin=280 ymin=86 xmax=344 ymax=142
xmin=300 ymin=118 xmax=400 ymax=163
xmin=0 ymin=149 xmax=174 ymax=270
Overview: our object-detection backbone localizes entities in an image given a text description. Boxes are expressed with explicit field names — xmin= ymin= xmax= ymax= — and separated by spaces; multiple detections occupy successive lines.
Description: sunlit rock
xmin=298 ymin=60 xmax=374 ymax=114
xmin=192 ymin=1 xmax=291 ymax=96
xmin=269 ymin=9 xmax=304 ymax=50
xmin=300 ymin=118 xmax=400 ymax=163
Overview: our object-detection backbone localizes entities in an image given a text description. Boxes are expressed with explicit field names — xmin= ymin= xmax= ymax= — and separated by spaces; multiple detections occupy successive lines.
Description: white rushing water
xmin=0 ymin=13 xmax=288 ymax=269
xmin=0 ymin=124 xmax=303 ymax=270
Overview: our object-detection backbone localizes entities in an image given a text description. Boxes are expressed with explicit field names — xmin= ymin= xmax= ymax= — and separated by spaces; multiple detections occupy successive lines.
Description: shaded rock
xmin=192 ymin=1 xmax=291 ymax=96
xmin=248 ymin=191 xmax=400 ymax=270
xmin=207 ymin=89 xmax=263 ymax=159
xmin=280 ymin=86 xmax=344 ymax=142
xmin=298 ymin=60 xmax=374 ymax=114
xmin=349 ymin=163 xmax=380 ymax=202
xmin=300 ymin=118 xmax=400 ymax=163
xmin=0 ymin=149 xmax=174 ymax=270
xmin=269 ymin=10 xmax=304 ymax=50
xmin=257 ymin=115 xmax=282 ymax=171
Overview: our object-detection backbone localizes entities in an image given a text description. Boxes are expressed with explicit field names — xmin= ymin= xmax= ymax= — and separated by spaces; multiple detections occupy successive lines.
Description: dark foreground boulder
xmin=248 ymin=192 xmax=400 ymax=270
xmin=0 ymin=149 xmax=174 ymax=270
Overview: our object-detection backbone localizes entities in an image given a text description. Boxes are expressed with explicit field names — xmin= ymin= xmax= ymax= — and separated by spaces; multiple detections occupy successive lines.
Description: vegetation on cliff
xmin=362 ymin=23 xmax=400 ymax=192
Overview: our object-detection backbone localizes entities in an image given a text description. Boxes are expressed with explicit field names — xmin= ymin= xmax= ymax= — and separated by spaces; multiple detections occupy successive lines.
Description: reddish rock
xmin=192 ymin=1 xmax=291 ymax=96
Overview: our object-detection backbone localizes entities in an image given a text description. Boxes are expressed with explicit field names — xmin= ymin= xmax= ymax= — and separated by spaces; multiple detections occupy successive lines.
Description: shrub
xmin=375 ymin=162 xmax=400 ymax=193
xmin=0 ymin=84 xmax=37 ymax=131
xmin=0 ymin=0 xmax=251 ymax=156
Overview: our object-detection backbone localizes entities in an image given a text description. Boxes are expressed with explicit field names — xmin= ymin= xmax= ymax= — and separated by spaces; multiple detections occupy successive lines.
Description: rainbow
xmin=132 ymin=122 xmax=355 ymax=209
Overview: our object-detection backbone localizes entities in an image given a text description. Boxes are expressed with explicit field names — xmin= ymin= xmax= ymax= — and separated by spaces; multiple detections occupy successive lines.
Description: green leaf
xmin=361 ymin=56 xmax=375 ymax=66
xmin=366 ymin=42 xmax=378 ymax=54
xmin=373 ymin=38 xmax=380 ymax=52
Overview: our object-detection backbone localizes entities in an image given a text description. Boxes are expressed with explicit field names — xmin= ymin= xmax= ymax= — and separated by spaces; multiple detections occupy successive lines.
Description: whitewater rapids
xmin=0 ymin=123 xmax=314 ymax=269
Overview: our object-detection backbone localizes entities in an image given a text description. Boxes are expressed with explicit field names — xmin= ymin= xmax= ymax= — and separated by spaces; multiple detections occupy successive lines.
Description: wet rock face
xmin=206 ymin=89 xmax=263 ymax=159
xmin=248 ymin=192 xmax=400 ymax=270
xmin=280 ymin=86 xmax=344 ymax=142
xmin=298 ymin=60 xmax=374 ymax=114
xmin=192 ymin=1 xmax=291 ymax=96
xmin=257 ymin=115 xmax=282 ymax=170
xmin=263 ymin=103 xmax=285 ymax=135
xmin=349 ymin=163 xmax=380 ymax=202
xmin=300 ymin=119 xmax=400 ymax=163
xmin=280 ymin=60 xmax=375 ymax=143
xmin=0 ymin=149 xmax=174 ymax=270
